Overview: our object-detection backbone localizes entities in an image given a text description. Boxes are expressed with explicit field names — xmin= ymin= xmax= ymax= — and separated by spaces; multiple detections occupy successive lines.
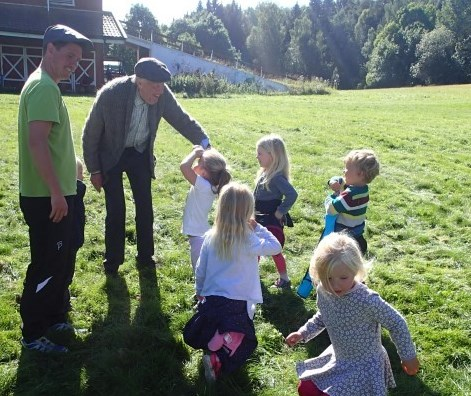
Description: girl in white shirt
xmin=184 ymin=182 xmax=282 ymax=382
xmin=180 ymin=146 xmax=231 ymax=272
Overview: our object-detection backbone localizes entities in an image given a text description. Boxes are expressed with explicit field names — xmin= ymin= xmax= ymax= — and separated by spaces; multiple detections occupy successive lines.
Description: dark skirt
xmin=183 ymin=295 xmax=258 ymax=374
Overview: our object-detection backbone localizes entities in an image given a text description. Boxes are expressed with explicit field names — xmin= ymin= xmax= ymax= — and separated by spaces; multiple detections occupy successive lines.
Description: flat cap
xmin=134 ymin=57 xmax=171 ymax=83
xmin=43 ymin=24 xmax=93 ymax=52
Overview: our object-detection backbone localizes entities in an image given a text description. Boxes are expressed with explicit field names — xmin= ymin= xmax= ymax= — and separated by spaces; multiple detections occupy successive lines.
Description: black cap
xmin=43 ymin=24 xmax=93 ymax=52
xmin=134 ymin=57 xmax=171 ymax=83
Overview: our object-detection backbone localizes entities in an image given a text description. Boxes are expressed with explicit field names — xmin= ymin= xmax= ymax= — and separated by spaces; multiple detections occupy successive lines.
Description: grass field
xmin=0 ymin=85 xmax=470 ymax=395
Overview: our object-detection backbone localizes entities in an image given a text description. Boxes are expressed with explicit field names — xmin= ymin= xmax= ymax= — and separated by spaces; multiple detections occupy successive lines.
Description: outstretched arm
xmin=296 ymin=310 xmax=326 ymax=343
xmin=367 ymin=293 xmax=419 ymax=375
xmin=162 ymin=86 xmax=209 ymax=147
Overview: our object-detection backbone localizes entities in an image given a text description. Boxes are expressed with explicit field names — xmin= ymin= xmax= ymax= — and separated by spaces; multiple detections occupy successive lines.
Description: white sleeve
xmin=249 ymin=224 xmax=282 ymax=256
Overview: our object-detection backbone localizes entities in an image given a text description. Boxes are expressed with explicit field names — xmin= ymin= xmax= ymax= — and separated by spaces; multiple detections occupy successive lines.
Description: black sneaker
xmin=21 ymin=336 xmax=68 ymax=353
xmin=49 ymin=322 xmax=75 ymax=333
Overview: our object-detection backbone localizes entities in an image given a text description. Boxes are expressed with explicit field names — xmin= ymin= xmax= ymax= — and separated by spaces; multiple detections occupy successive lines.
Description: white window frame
xmin=49 ymin=0 xmax=75 ymax=6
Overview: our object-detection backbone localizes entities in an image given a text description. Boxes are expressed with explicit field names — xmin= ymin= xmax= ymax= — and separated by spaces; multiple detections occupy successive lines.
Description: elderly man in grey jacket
xmin=82 ymin=57 xmax=210 ymax=275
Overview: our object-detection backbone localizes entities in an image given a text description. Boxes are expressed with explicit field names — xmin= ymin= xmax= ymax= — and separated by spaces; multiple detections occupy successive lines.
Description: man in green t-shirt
xmin=18 ymin=24 xmax=92 ymax=353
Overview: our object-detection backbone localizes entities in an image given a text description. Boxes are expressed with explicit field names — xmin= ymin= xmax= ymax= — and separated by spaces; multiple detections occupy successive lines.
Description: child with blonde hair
xmin=183 ymin=182 xmax=282 ymax=382
xmin=326 ymin=149 xmax=380 ymax=254
xmin=286 ymin=233 xmax=419 ymax=396
xmin=180 ymin=146 xmax=231 ymax=272
xmin=297 ymin=149 xmax=379 ymax=298
xmin=254 ymin=134 xmax=298 ymax=288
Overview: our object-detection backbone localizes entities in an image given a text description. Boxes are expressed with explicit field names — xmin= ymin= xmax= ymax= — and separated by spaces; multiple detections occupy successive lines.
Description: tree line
xmin=116 ymin=0 xmax=471 ymax=89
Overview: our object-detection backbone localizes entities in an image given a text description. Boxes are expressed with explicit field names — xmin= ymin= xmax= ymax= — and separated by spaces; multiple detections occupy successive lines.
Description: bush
xmin=282 ymin=77 xmax=332 ymax=95
xmin=169 ymin=72 xmax=332 ymax=97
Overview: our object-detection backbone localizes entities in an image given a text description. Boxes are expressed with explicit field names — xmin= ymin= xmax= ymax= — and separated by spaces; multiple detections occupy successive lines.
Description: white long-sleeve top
xmin=195 ymin=224 xmax=282 ymax=318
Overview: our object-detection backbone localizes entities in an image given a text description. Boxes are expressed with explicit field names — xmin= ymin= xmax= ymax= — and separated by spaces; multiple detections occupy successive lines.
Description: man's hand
xmin=192 ymin=145 xmax=204 ymax=158
xmin=49 ymin=193 xmax=68 ymax=223
xmin=91 ymin=173 xmax=103 ymax=192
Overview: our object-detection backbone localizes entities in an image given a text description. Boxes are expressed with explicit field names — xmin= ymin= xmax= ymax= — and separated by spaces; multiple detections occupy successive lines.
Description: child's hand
xmin=192 ymin=146 xmax=204 ymax=158
xmin=285 ymin=331 xmax=303 ymax=347
xmin=328 ymin=176 xmax=344 ymax=195
xmin=274 ymin=210 xmax=286 ymax=226
xmin=401 ymin=357 xmax=420 ymax=376
xmin=274 ymin=210 xmax=283 ymax=220
xmin=329 ymin=181 xmax=342 ymax=194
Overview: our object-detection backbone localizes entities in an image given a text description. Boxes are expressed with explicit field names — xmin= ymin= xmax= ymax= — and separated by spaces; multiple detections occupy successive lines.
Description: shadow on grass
xmin=15 ymin=346 xmax=82 ymax=395
xmin=260 ymin=280 xmax=332 ymax=367
xmin=260 ymin=281 xmax=317 ymax=337
xmin=82 ymin=266 xmax=193 ymax=395
xmin=383 ymin=336 xmax=441 ymax=396
xmin=14 ymin=265 xmax=194 ymax=395
xmin=195 ymin=368 xmax=256 ymax=396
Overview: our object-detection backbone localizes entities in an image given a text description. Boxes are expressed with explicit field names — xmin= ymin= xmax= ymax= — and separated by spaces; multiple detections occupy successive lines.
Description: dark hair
xmin=43 ymin=41 xmax=71 ymax=52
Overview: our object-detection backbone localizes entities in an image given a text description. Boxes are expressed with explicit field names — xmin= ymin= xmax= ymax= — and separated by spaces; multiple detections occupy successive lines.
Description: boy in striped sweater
xmin=326 ymin=149 xmax=380 ymax=255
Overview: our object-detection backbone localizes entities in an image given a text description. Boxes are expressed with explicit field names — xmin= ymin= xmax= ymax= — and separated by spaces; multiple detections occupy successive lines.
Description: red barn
xmin=0 ymin=0 xmax=126 ymax=92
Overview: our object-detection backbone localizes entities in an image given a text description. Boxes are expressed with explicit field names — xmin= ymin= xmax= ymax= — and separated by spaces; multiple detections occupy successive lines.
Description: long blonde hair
xmin=255 ymin=134 xmax=290 ymax=188
xmin=210 ymin=182 xmax=254 ymax=260
xmin=201 ymin=148 xmax=231 ymax=194
xmin=309 ymin=232 xmax=369 ymax=295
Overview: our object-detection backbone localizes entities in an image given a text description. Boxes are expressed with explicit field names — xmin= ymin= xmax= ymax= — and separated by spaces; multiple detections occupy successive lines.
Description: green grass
xmin=0 ymin=85 xmax=470 ymax=395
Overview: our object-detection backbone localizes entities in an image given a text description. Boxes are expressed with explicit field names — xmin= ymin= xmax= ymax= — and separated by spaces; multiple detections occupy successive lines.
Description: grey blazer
xmin=82 ymin=75 xmax=209 ymax=178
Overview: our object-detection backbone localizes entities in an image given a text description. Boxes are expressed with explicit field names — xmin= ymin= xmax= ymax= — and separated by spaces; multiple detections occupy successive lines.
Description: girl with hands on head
xmin=180 ymin=145 xmax=231 ymax=273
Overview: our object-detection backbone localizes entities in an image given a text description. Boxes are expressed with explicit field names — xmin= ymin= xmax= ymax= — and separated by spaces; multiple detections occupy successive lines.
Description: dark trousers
xmin=354 ymin=234 xmax=367 ymax=255
xmin=103 ymin=148 xmax=154 ymax=265
xmin=334 ymin=224 xmax=368 ymax=255
xmin=19 ymin=195 xmax=75 ymax=341
xmin=64 ymin=248 xmax=78 ymax=310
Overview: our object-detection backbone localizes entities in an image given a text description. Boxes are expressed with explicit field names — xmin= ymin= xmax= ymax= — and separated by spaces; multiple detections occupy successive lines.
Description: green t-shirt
xmin=18 ymin=69 xmax=76 ymax=197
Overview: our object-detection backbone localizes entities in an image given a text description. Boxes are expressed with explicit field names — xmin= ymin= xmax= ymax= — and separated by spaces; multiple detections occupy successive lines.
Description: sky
xmin=102 ymin=1 xmax=310 ymax=26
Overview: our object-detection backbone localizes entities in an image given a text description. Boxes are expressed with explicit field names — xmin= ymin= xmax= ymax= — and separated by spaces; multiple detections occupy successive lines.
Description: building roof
xmin=0 ymin=3 xmax=126 ymax=44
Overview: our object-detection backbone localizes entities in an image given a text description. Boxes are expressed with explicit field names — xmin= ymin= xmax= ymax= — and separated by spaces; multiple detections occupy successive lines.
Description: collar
xmin=134 ymin=90 xmax=147 ymax=107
